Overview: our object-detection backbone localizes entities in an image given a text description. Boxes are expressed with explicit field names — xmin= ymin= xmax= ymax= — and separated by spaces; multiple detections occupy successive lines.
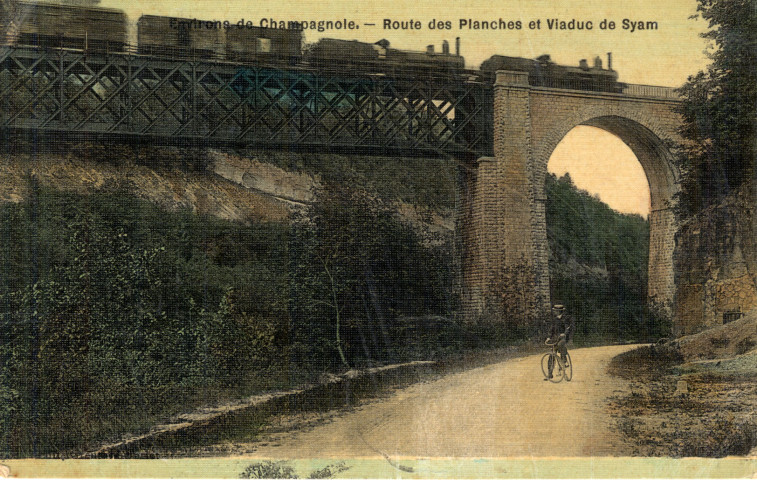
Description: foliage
xmin=0 ymin=181 xmax=459 ymax=456
xmin=239 ymin=461 xmax=350 ymax=479
xmin=308 ymin=462 xmax=350 ymax=479
xmin=477 ymin=260 xmax=543 ymax=340
xmin=675 ymin=0 xmax=757 ymax=217
xmin=240 ymin=461 xmax=298 ymax=479
xmin=0 ymin=186 xmax=291 ymax=457
xmin=545 ymin=173 xmax=670 ymax=342
xmin=289 ymin=183 xmax=457 ymax=370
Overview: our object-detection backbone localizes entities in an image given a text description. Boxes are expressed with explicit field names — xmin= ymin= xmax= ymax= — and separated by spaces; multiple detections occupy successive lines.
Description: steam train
xmin=480 ymin=54 xmax=624 ymax=93
xmin=0 ymin=1 xmax=304 ymax=64
xmin=1 ymin=0 xmax=625 ymax=91
xmin=0 ymin=1 xmax=464 ymax=74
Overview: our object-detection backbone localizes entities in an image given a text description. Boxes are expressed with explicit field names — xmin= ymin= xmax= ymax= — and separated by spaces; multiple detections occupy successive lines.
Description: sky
xmin=549 ymin=126 xmax=650 ymax=218
xmin=102 ymin=0 xmax=712 ymax=217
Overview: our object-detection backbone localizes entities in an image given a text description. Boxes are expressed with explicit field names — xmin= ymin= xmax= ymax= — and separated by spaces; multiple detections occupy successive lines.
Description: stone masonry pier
xmin=459 ymin=70 xmax=683 ymax=324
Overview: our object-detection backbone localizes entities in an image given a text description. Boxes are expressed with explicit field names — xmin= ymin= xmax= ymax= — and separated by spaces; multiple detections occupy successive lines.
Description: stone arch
xmin=534 ymin=114 xmax=679 ymax=212
xmin=459 ymin=75 xmax=684 ymax=325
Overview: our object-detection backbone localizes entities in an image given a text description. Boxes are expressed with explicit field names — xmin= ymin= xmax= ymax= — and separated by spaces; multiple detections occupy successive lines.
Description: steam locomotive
xmin=480 ymin=53 xmax=624 ymax=93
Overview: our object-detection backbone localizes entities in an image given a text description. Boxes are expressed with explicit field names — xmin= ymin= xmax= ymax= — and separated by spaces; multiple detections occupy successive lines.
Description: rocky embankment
xmin=608 ymin=308 xmax=757 ymax=457
xmin=675 ymin=185 xmax=757 ymax=334
xmin=0 ymin=147 xmax=454 ymax=235
xmin=0 ymin=149 xmax=291 ymax=223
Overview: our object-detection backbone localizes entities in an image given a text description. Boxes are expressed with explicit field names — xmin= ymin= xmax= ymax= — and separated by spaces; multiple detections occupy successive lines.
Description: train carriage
xmin=226 ymin=25 xmax=301 ymax=65
xmin=306 ymin=38 xmax=465 ymax=76
xmin=1 ymin=0 xmax=126 ymax=51
xmin=137 ymin=15 xmax=225 ymax=59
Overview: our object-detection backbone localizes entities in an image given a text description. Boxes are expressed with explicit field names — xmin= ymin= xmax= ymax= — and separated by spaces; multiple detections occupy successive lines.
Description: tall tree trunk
xmin=323 ymin=263 xmax=349 ymax=369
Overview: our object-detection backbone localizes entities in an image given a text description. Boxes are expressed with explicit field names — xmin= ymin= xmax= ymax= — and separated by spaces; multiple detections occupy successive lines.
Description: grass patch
xmin=609 ymin=344 xmax=757 ymax=457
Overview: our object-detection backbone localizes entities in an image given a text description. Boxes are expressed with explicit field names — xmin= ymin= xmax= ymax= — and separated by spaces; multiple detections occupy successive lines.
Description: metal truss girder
xmin=3 ymin=55 xmax=61 ymax=123
xmin=0 ymin=52 xmax=49 ymax=99
xmin=41 ymin=52 xmax=124 ymax=128
xmin=0 ymin=45 xmax=494 ymax=157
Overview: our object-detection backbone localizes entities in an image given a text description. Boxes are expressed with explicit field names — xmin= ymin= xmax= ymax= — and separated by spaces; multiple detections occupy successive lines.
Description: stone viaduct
xmin=458 ymin=70 xmax=684 ymax=323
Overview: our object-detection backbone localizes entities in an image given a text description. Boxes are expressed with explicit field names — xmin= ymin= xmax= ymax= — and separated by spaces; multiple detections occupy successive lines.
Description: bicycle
xmin=541 ymin=337 xmax=573 ymax=383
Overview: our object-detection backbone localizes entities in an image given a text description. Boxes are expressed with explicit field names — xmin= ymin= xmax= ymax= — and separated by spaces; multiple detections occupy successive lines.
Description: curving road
xmin=246 ymin=345 xmax=637 ymax=458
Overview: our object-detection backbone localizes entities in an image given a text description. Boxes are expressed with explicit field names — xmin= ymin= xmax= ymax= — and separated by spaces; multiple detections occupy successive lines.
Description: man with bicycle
xmin=545 ymin=304 xmax=575 ymax=380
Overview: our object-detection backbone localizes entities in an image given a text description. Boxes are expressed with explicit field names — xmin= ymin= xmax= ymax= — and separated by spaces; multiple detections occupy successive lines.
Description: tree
xmin=289 ymin=185 xmax=400 ymax=369
xmin=289 ymin=183 xmax=454 ymax=369
xmin=676 ymin=0 xmax=757 ymax=217
xmin=558 ymin=172 xmax=574 ymax=186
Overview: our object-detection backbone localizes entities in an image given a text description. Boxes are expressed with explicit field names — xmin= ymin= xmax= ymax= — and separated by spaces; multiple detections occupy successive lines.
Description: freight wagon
xmin=1 ymin=0 xmax=126 ymax=51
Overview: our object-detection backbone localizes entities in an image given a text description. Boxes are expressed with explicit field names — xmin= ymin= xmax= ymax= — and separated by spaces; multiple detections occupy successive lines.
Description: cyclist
xmin=545 ymin=304 xmax=575 ymax=380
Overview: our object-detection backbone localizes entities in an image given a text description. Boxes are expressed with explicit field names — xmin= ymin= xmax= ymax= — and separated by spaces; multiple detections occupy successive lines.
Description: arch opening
xmin=541 ymin=119 xmax=676 ymax=341
xmin=548 ymin=126 xmax=650 ymax=218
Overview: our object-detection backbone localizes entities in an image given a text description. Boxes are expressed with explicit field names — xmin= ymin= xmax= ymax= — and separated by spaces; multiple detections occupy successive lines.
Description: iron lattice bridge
xmin=0 ymin=45 xmax=493 ymax=158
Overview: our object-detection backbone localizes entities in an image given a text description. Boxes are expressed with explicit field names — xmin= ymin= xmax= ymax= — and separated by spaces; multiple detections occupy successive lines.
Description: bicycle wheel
xmin=540 ymin=353 xmax=550 ymax=378
xmin=563 ymin=352 xmax=573 ymax=382
xmin=541 ymin=353 xmax=563 ymax=383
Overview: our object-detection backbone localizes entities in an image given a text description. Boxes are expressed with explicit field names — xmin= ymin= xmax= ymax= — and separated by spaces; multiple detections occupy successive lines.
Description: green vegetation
xmin=0 ymin=148 xmax=665 ymax=457
xmin=239 ymin=460 xmax=349 ymax=479
xmin=0 ymin=181 xmax=294 ymax=457
xmin=239 ymin=461 xmax=299 ymax=479
xmin=289 ymin=183 xmax=458 ymax=371
xmin=546 ymin=173 xmax=669 ymax=343
xmin=0 ymin=178 xmax=458 ymax=458
xmin=675 ymin=0 xmax=756 ymax=217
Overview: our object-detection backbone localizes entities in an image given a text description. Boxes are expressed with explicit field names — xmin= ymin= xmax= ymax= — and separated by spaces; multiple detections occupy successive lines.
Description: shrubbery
xmin=0 ymin=181 xmax=458 ymax=457
xmin=0 ymin=184 xmax=292 ymax=457
xmin=288 ymin=183 xmax=458 ymax=370
xmin=0 ymin=162 xmax=666 ymax=457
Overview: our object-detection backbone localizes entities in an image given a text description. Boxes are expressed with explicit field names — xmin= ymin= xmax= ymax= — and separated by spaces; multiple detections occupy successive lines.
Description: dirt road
xmin=246 ymin=345 xmax=638 ymax=458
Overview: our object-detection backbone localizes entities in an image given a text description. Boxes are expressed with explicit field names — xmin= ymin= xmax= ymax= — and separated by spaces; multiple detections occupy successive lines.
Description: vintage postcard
xmin=0 ymin=0 xmax=756 ymax=477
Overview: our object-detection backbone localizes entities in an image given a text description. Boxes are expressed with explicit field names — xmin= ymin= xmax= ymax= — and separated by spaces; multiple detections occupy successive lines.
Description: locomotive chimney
xmin=442 ymin=40 xmax=449 ymax=55
xmin=607 ymin=52 xmax=613 ymax=70
xmin=455 ymin=37 xmax=460 ymax=56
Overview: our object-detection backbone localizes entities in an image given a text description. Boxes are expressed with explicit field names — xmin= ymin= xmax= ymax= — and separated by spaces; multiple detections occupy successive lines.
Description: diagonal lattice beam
xmin=0 ymin=45 xmax=494 ymax=157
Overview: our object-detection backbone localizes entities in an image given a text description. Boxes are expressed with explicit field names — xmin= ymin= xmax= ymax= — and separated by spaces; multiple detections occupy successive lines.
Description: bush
xmin=0 ymin=188 xmax=291 ymax=457
xmin=240 ymin=461 xmax=298 ymax=479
